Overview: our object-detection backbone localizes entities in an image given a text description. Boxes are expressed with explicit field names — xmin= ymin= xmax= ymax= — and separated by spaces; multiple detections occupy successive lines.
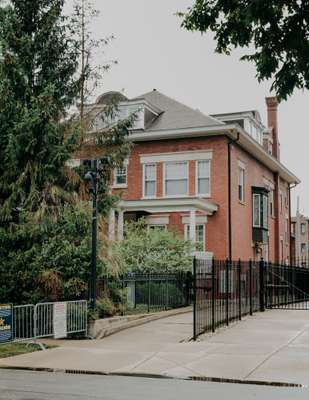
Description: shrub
xmin=108 ymin=219 xmax=194 ymax=274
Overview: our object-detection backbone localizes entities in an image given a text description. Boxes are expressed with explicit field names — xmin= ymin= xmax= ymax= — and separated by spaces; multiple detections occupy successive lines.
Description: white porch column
xmin=189 ymin=209 xmax=196 ymax=244
xmin=117 ymin=210 xmax=124 ymax=241
xmin=108 ymin=209 xmax=116 ymax=241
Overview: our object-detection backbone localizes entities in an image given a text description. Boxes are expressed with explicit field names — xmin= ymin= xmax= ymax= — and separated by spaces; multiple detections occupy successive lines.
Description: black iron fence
xmin=266 ymin=263 xmax=309 ymax=309
xmin=193 ymin=258 xmax=309 ymax=340
xmin=193 ymin=259 xmax=261 ymax=339
xmin=96 ymin=272 xmax=192 ymax=317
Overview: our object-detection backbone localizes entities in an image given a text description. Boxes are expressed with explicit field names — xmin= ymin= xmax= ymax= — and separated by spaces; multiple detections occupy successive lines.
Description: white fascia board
xmin=140 ymin=150 xmax=213 ymax=164
xmin=129 ymin=123 xmax=299 ymax=185
xmin=119 ymin=198 xmax=218 ymax=214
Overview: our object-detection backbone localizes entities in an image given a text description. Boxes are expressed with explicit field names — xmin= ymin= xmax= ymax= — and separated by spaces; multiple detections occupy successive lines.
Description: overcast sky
xmin=67 ymin=0 xmax=309 ymax=215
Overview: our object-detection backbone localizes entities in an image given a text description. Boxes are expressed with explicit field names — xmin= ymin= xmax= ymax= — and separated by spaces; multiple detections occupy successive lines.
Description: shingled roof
xmin=132 ymin=90 xmax=223 ymax=131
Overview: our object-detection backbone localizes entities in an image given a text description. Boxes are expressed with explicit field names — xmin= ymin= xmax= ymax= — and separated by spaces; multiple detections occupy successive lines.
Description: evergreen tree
xmin=0 ymin=0 xmax=80 ymax=221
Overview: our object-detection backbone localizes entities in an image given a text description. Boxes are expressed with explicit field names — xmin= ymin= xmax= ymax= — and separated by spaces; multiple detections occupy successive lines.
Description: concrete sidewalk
xmin=1 ymin=310 xmax=309 ymax=385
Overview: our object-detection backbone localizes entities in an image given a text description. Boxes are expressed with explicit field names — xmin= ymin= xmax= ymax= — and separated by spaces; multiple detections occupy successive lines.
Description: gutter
xmin=227 ymin=131 xmax=240 ymax=261
xmin=128 ymin=124 xmax=300 ymax=185
xmin=289 ymin=183 xmax=298 ymax=263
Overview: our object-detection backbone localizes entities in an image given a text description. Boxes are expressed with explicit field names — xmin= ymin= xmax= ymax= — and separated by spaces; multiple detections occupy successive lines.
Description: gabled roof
xmin=131 ymin=90 xmax=223 ymax=131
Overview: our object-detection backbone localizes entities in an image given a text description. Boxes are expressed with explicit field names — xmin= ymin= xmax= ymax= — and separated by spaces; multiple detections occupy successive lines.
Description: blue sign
xmin=0 ymin=304 xmax=13 ymax=343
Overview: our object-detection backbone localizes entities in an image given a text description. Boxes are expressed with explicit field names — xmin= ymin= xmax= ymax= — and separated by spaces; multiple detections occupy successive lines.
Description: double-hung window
xmin=164 ymin=161 xmax=188 ymax=196
xmin=238 ymin=166 xmax=245 ymax=203
xmin=144 ymin=164 xmax=156 ymax=197
xmin=114 ymin=166 xmax=127 ymax=186
xmin=196 ymin=160 xmax=210 ymax=196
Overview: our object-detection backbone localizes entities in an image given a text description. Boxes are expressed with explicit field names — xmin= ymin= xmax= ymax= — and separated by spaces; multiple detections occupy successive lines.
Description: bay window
xmin=196 ymin=160 xmax=210 ymax=196
xmin=144 ymin=164 xmax=156 ymax=197
xmin=252 ymin=187 xmax=269 ymax=244
xmin=164 ymin=161 xmax=188 ymax=196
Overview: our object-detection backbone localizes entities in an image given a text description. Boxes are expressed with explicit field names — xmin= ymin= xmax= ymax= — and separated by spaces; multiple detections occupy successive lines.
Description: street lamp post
xmin=84 ymin=157 xmax=112 ymax=310
xmin=85 ymin=159 xmax=98 ymax=310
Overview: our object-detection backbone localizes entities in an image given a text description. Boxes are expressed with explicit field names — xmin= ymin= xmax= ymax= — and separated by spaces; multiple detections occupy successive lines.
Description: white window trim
xmin=143 ymin=163 xmax=157 ymax=199
xmin=141 ymin=150 xmax=213 ymax=164
xmin=163 ymin=161 xmax=189 ymax=198
xmin=195 ymin=160 xmax=211 ymax=197
xmin=184 ymin=224 xmax=206 ymax=251
xmin=113 ymin=165 xmax=128 ymax=188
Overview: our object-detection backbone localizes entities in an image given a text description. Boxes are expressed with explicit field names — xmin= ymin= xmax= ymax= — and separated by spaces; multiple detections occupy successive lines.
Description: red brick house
xmin=291 ymin=215 xmax=309 ymax=264
xmin=92 ymin=90 xmax=299 ymax=263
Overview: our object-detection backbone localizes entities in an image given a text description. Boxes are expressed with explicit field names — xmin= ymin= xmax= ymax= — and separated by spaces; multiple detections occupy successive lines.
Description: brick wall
xmin=113 ymin=135 xmax=290 ymax=262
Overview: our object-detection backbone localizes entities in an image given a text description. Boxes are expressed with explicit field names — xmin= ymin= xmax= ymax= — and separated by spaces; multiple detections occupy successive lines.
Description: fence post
xmin=259 ymin=258 xmax=265 ymax=312
xmin=238 ymin=259 xmax=242 ymax=320
xmin=121 ymin=277 xmax=125 ymax=316
xmin=211 ymin=257 xmax=215 ymax=333
xmin=226 ymin=258 xmax=229 ymax=326
xmin=193 ymin=257 xmax=197 ymax=341
xmin=147 ymin=273 xmax=151 ymax=313
xmin=249 ymin=259 xmax=253 ymax=315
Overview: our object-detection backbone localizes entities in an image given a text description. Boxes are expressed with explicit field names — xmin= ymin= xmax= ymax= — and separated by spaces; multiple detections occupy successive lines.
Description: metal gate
xmin=193 ymin=258 xmax=309 ymax=340
xmin=266 ymin=263 xmax=309 ymax=310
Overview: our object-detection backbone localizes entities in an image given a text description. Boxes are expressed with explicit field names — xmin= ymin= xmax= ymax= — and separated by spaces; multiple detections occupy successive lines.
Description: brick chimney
xmin=265 ymin=97 xmax=280 ymax=160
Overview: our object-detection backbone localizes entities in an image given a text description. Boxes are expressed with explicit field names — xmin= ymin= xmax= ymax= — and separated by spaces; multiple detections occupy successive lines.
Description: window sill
xmin=238 ymin=200 xmax=245 ymax=206
xmin=112 ymin=184 xmax=128 ymax=189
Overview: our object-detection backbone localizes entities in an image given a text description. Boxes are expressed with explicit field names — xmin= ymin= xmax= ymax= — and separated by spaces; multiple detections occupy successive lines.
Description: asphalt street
xmin=0 ymin=370 xmax=309 ymax=400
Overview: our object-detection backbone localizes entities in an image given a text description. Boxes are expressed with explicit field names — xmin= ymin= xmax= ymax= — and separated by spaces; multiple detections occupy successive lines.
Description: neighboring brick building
xmin=88 ymin=90 xmax=300 ymax=263
xmin=291 ymin=215 xmax=309 ymax=264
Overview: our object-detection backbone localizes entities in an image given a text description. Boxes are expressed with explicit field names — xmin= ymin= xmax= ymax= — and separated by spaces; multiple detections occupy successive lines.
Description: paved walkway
xmin=2 ymin=309 xmax=309 ymax=385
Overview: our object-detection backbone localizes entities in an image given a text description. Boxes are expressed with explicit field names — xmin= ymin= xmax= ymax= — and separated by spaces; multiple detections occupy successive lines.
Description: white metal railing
xmin=0 ymin=300 xmax=88 ymax=345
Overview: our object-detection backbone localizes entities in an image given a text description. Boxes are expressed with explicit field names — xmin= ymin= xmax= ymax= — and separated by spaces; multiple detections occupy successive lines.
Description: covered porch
xmin=108 ymin=197 xmax=218 ymax=252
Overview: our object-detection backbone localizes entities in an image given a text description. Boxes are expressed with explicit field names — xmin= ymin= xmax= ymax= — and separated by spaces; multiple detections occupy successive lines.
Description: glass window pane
xmin=145 ymin=181 xmax=156 ymax=197
xmin=166 ymin=180 xmax=187 ymax=196
xmin=197 ymin=161 xmax=210 ymax=178
xmin=263 ymin=195 xmax=268 ymax=228
xmin=117 ymin=174 xmax=126 ymax=184
xmin=198 ymin=178 xmax=210 ymax=194
xmin=166 ymin=162 xmax=187 ymax=179
xmin=253 ymin=194 xmax=261 ymax=227
xmin=145 ymin=164 xmax=156 ymax=180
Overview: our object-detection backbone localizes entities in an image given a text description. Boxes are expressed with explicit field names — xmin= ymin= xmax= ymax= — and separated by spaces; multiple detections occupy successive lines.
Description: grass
xmin=0 ymin=342 xmax=56 ymax=359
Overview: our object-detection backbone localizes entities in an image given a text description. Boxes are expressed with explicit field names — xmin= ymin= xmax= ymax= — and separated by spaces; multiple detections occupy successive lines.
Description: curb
xmin=89 ymin=306 xmax=193 ymax=339
xmin=0 ymin=365 xmax=304 ymax=388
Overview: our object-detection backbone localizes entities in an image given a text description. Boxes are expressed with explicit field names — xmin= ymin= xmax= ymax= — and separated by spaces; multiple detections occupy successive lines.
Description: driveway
xmin=1 ymin=309 xmax=309 ymax=385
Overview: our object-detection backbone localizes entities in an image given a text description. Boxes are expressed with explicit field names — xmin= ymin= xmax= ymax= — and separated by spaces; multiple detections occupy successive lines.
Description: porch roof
xmin=118 ymin=197 xmax=218 ymax=215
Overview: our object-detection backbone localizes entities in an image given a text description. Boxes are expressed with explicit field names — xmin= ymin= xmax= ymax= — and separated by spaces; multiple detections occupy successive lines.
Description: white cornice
xmin=119 ymin=197 xmax=218 ymax=214
xmin=140 ymin=150 xmax=213 ymax=164
xmin=128 ymin=124 xmax=300 ymax=185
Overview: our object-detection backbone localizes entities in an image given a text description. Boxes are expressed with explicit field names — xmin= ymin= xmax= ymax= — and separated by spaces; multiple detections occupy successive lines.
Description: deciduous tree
xmin=179 ymin=0 xmax=309 ymax=100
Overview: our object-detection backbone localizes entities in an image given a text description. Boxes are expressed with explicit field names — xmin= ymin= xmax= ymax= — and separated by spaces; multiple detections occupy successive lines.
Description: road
xmin=0 ymin=370 xmax=308 ymax=400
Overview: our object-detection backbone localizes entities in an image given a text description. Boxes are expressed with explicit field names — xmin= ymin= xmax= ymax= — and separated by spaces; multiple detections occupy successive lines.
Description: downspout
xmin=289 ymin=183 xmax=297 ymax=263
xmin=227 ymin=131 xmax=240 ymax=261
